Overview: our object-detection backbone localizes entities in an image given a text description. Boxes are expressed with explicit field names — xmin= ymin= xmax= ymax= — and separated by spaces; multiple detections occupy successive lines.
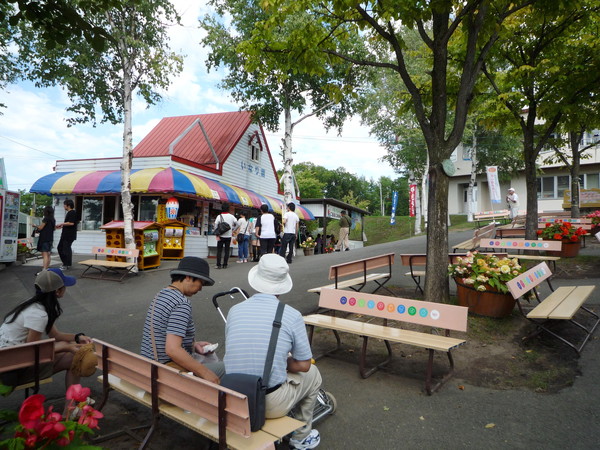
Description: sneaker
xmin=215 ymin=265 xmax=222 ymax=269
xmin=236 ymin=260 xmax=244 ymax=264
xmin=222 ymin=265 xmax=228 ymax=269
xmin=289 ymin=429 xmax=320 ymax=449
xmin=60 ymin=265 xmax=70 ymax=270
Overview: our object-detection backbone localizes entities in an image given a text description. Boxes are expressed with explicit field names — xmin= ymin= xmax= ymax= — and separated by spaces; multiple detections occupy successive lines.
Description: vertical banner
xmin=390 ymin=190 xmax=398 ymax=225
xmin=486 ymin=166 xmax=502 ymax=204
xmin=409 ymin=184 xmax=417 ymax=217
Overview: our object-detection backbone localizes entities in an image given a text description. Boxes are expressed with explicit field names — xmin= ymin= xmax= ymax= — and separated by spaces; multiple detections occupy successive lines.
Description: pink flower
xmin=18 ymin=394 xmax=46 ymax=429
xmin=56 ymin=430 xmax=75 ymax=446
xmin=78 ymin=405 xmax=104 ymax=429
xmin=38 ymin=421 xmax=66 ymax=440
xmin=66 ymin=384 xmax=91 ymax=403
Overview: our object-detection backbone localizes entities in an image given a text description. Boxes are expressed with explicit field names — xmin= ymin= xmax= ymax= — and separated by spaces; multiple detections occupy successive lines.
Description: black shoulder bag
xmin=214 ymin=214 xmax=231 ymax=236
xmin=220 ymin=302 xmax=285 ymax=432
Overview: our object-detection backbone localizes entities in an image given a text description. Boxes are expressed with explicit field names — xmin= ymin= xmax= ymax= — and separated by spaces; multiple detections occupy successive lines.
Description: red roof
xmin=133 ymin=111 xmax=254 ymax=171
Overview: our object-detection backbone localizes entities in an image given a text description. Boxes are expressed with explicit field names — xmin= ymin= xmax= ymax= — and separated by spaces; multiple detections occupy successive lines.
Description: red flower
xmin=536 ymin=230 xmax=543 ymax=235
xmin=78 ymin=404 xmax=104 ymax=429
xmin=570 ymin=235 xmax=579 ymax=242
xmin=66 ymin=384 xmax=91 ymax=403
xmin=18 ymin=394 xmax=45 ymax=429
xmin=38 ymin=420 xmax=66 ymax=440
xmin=553 ymin=233 xmax=562 ymax=240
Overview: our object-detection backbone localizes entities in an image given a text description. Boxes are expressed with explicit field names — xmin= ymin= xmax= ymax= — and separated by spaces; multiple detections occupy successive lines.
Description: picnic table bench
xmin=0 ymin=338 xmax=55 ymax=397
xmin=473 ymin=210 xmax=510 ymax=227
xmin=79 ymin=246 xmax=139 ymax=281
xmin=307 ymin=253 xmax=395 ymax=295
xmin=304 ymin=289 xmax=468 ymax=395
xmin=92 ymin=339 xmax=303 ymax=450
xmin=452 ymin=223 xmax=496 ymax=253
xmin=507 ymin=263 xmax=600 ymax=354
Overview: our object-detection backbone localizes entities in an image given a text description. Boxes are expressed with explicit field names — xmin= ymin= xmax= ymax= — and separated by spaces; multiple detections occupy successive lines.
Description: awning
xmin=30 ymin=167 xmax=315 ymax=220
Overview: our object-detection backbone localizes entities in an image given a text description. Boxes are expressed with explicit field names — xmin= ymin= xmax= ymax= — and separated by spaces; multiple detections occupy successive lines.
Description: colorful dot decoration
xmin=339 ymin=296 xmax=441 ymax=321
xmin=487 ymin=240 xmax=550 ymax=249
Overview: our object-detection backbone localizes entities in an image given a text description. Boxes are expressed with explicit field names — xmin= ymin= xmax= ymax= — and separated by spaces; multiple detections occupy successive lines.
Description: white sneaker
xmin=289 ymin=429 xmax=320 ymax=449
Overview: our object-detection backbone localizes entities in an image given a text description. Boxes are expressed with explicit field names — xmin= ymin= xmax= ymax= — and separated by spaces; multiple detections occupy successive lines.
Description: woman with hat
xmin=141 ymin=257 xmax=224 ymax=384
xmin=0 ymin=269 xmax=94 ymax=389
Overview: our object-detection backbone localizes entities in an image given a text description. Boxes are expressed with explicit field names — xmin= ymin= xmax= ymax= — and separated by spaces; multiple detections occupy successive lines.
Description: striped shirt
xmin=141 ymin=288 xmax=195 ymax=363
xmin=224 ymin=294 xmax=312 ymax=388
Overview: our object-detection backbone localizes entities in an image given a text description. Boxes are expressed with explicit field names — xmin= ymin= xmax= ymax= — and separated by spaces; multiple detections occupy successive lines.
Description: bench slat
xmin=528 ymin=286 xmax=595 ymax=320
xmin=80 ymin=259 xmax=136 ymax=269
xmin=304 ymin=314 xmax=466 ymax=352
xmin=307 ymin=273 xmax=390 ymax=293
xmin=328 ymin=253 xmax=394 ymax=279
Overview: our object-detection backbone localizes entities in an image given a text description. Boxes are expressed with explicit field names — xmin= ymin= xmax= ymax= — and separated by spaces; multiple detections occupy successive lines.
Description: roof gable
xmin=133 ymin=111 xmax=253 ymax=170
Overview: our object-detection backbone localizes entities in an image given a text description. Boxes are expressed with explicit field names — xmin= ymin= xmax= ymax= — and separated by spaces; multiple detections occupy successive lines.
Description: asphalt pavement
xmin=1 ymin=230 xmax=599 ymax=449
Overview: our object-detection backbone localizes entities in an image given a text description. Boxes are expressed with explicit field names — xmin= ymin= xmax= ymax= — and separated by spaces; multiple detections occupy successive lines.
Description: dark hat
xmin=170 ymin=257 xmax=215 ymax=286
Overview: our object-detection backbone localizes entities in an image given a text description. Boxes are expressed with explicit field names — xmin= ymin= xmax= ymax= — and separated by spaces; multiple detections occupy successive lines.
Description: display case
xmin=159 ymin=219 xmax=187 ymax=260
xmin=101 ymin=221 xmax=162 ymax=270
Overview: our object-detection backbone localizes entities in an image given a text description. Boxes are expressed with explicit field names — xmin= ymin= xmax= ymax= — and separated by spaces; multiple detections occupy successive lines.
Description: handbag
xmin=220 ymin=302 xmax=285 ymax=432
xmin=214 ymin=214 xmax=231 ymax=236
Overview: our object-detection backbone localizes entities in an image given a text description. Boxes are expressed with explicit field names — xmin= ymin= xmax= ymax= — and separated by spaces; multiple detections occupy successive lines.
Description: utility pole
xmin=380 ymin=181 xmax=384 ymax=216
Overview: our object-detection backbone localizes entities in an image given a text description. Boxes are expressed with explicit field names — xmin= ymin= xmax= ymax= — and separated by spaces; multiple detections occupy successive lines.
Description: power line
xmin=0 ymin=135 xmax=65 ymax=159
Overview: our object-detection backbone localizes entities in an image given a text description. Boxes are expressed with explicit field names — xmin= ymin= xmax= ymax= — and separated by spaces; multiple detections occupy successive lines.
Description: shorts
xmin=37 ymin=241 xmax=53 ymax=252
xmin=0 ymin=362 xmax=54 ymax=389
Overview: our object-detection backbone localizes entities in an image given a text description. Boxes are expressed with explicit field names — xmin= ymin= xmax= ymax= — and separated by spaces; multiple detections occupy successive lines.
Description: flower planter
xmin=455 ymin=279 xmax=516 ymax=318
xmin=303 ymin=248 xmax=315 ymax=256
xmin=546 ymin=240 xmax=581 ymax=258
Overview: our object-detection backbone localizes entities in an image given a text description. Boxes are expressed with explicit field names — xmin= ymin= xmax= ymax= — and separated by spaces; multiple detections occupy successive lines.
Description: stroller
xmin=212 ymin=288 xmax=337 ymax=424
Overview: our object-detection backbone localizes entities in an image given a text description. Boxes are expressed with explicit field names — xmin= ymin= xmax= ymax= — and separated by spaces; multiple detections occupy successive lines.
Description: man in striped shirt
xmin=224 ymin=254 xmax=322 ymax=449
xmin=141 ymin=257 xmax=224 ymax=383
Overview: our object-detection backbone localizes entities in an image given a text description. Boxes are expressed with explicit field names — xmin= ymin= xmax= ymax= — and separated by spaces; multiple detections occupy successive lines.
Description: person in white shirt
xmin=255 ymin=204 xmax=277 ymax=256
xmin=234 ymin=210 xmax=251 ymax=263
xmin=214 ymin=203 xmax=238 ymax=269
xmin=506 ymin=188 xmax=519 ymax=219
xmin=279 ymin=203 xmax=300 ymax=263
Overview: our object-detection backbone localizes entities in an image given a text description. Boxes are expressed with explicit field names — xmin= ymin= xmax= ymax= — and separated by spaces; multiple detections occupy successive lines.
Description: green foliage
xmin=19 ymin=190 xmax=52 ymax=215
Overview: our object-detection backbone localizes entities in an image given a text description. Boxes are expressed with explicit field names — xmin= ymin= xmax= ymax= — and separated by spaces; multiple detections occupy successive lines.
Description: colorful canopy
xmin=30 ymin=167 xmax=315 ymax=220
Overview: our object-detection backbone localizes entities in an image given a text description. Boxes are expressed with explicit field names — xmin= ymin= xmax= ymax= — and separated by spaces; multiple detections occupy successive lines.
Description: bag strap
xmin=262 ymin=302 xmax=285 ymax=387
xmin=149 ymin=293 xmax=160 ymax=362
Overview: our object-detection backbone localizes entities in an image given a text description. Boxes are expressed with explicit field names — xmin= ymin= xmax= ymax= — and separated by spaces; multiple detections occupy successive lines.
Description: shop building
xmin=31 ymin=111 xmax=314 ymax=260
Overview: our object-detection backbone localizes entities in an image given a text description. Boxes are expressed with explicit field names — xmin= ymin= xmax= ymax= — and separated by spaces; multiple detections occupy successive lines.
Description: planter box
xmin=455 ymin=279 xmax=516 ymax=318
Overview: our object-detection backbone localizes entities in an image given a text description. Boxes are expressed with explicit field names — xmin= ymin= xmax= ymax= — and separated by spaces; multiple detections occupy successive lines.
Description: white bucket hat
xmin=248 ymin=254 xmax=293 ymax=295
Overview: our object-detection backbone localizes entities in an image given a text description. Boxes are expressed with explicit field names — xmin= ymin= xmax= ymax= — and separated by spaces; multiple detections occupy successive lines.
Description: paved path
xmin=1 ymin=231 xmax=599 ymax=449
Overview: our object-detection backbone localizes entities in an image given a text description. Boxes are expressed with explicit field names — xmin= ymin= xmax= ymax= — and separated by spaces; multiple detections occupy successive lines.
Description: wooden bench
xmin=79 ymin=246 xmax=140 ymax=281
xmin=473 ymin=210 xmax=510 ymax=227
xmin=304 ymin=289 xmax=468 ymax=395
xmin=0 ymin=338 xmax=55 ymax=396
xmin=506 ymin=263 xmax=600 ymax=354
xmin=307 ymin=253 xmax=395 ymax=295
xmin=92 ymin=339 xmax=303 ymax=450
xmin=452 ymin=223 xmax=495 ymax=252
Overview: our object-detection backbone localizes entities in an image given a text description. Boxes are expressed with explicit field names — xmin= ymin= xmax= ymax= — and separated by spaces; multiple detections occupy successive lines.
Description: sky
xmin=0 ymin=2 xmax=398 ymax=193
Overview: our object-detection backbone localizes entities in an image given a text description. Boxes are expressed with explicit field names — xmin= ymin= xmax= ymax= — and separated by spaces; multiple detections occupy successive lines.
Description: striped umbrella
xmin=31 ymin=167 xmax=315 ymax=220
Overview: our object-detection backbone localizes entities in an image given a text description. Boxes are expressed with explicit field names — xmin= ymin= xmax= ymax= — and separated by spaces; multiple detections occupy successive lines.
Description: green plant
xmin=448 ymin=251 xmax=526 ymax=293
xmin=536 ymin=220 xmax=586 ymax=242
xmin=17 ymin=242 xmax=29 ymax=255
xmin=586 ymin=210 xmax=600 ymax=225
xmin=299 ymin=237 xmax=316 ymax=248
xmin=0 ymin=384 xmax=103 ymax=449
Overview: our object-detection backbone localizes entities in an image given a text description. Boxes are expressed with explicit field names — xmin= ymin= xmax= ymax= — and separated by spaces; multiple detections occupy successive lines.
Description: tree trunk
xmin=523 ymin=131 xmax=539 ymax=240
xmin=467 ymin=137 xmax=478 ymax=222
xmin=569 ymin=131 xmax=581 ymax=218
xmin=423 ymin=163 xmax=449 ymax=301
xmin=281 ymin=105 xmax=294 ymax=204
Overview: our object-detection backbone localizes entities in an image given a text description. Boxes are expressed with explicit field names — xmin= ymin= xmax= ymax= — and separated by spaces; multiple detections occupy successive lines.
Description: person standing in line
xmin=214 ymin=202 xmax=238 ymax=269
xmin=56 ymin=199 xmax=78 ymax=270
xmin=255 ymin=204 xmax=277 ymax=256
xmin=506 ymin=188 xmax=519 ymax=219
xmin=335 ymin=210 xmax=351 ymax=252
xmin=249 ymin=211 xmax=260 ymax=262
xmin=279 ymin=203 xmax=299 ymax=263
xmin=140 ymin=257 xmax=224 ymax=383
xmin=234 ymin=210 xmax=251 ymax=263
xmin=0 ymin=269 xmax=93 ymax=390
xmin=34 ymin=205 xmax=56 ymax=271
xmin=224 ymin=254 xmax=322 ymax=449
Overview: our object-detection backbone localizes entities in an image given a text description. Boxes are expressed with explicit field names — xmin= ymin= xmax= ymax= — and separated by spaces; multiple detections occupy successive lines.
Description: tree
xmin=19 ymin=190 xmax=52 ymax=216
xmin=201 ymin=0 xmax=360 ymax=205
xmin=482 ymin=1 xmax=600 ymax=237
xmin=247 ymin=0 xmax=532 ymax=300
xmin=20 ymin=1 xmax=183 ymax=261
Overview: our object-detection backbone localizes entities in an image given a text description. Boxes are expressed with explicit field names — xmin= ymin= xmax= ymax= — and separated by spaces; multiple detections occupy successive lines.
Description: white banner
xmin=486 ymin=166 xmax=502 ymax=204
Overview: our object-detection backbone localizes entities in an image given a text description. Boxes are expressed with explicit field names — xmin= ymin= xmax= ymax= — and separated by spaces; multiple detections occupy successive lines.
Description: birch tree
xmin=21 ymin=1 xmax=183 ymax=261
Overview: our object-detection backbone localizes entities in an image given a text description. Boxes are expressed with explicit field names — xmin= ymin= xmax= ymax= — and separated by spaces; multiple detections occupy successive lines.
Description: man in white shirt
xmin=506 ymin=188 xmax=519 ymax=219
xmin=255 ymin=204 xmax=277 ymax=256
xmin=279 ymin=203 xmax=300 ymax=263
xmin=214 ymin=203 xmax=238 ymax=269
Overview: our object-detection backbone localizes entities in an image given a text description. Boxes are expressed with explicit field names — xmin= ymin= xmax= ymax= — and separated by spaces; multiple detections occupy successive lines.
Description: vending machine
xmin=0 ymin=189 xmax=20 ymax=262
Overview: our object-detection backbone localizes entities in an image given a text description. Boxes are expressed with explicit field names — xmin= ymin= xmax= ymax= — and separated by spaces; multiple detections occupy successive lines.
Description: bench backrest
xmin=472 ymin=223 xmax=496 ymax=246
xmin=481 ymin=238 xmax=562 ymax=252
xmin=0 ymin=338 xmax=55 ymax=373
xmin=506 ymin=262 xmax=552 ymax=299
xmin=92 ymin=246 xmax=139 ymax=258
xmin=400 ymin=254 xmax=427 ymax=267
xmin=474 ymin=210 xmax=509 ymax=220
xmin=319 ymin=288 xmax=468 ymax=332
xmin=328 ymin=253 xmax=395 ymax=280
xmin=93 ymin=339 xmax=252 ymax=438
xmin=538 ymin=217 xmax=592 ymax=224
xmin=538 ymin=220 xmax=593 ymax=231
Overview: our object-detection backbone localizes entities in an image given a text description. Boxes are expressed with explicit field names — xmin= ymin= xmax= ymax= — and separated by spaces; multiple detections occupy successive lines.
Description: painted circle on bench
xmin=408 ymin=306 xmax=417 ymax=316
xmin=388 ymin=303 xmax=395 ymax=312
xmin=340 ymin=296 xmax=348 ymax=305
xmin=377 ymin=302 xmax=385 ymax=311
xmin=367 ymin=300 xmax=375 ymax=309
xmin=397 ymin=305 xmax=406 ymax=314
xmin=430 ymin=310 xmax=440 ymax=320
xmin=358 ymin=299 xmax=365 ymax=307
xmin=349 ymin=297 xmax=356 ymax=306
xmin=419 ymin=308 xmax=428 ymax=318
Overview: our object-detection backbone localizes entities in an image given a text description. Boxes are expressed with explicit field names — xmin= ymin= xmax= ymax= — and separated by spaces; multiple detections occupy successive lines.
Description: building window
xmin=585 ymin=173 xmax=599 ymax=189
xmin=139 ymin=196 xmax=159 ymax=221
xmin=81 ymin=197 xmax=104 ymax=230
xmin=249 ymin=132 xmax=262 ymax=162
xmin=537 ymin=175 xmax=571 ymax=199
